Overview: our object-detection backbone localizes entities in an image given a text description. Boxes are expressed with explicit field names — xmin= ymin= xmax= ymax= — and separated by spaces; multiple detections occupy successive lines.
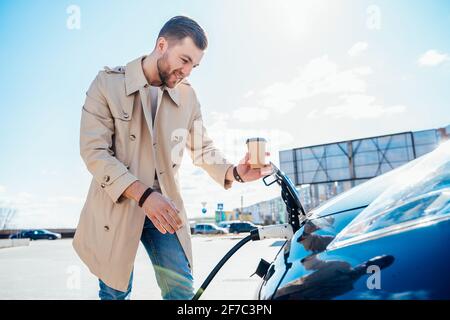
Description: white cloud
xmin=348 ymin=41 xmax=369 ymax=57
xmin=0 ymin=185 xmax=5 ymax=193
xmin=307 ymin=109 xmax=320 ymax=119
xmin=205 ymin=111 xmax=230 ymax=124
xmin=0 ymin=191 xmax=84 ymax=228
xmin=243 ymin=90 xmax=255 ymax=98
xmin=233 ymin=107 xmax=269 ymax=122
xmin=247 ymin=55 xmax=408 ymax=122
xmin=253 ymin=0 xmax=335 ymax=40
xmin=323 ymin=94 xmax=406 ymax=119
xmin=204 ymin=113 xmax=294 ymax=163
xmin=257 ymin=56 xmax=373 ymax=114
xmin=47 ymin=196 xmax=84 ymax=204
xmin=418 ymin=50 xmax=449 ymax=67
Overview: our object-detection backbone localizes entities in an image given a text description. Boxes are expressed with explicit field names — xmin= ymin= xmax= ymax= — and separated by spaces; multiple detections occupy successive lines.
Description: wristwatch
xmin=233 ymin=166 xmax=245 ymax=183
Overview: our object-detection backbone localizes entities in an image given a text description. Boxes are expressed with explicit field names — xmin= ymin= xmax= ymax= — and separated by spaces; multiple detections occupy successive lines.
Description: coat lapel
xmin=139 ymin=87 xmax=154 ymax=140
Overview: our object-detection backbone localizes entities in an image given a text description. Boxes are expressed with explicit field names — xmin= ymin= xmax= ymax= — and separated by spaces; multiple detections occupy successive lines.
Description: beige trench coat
xmin=73 ymin=55 xmax=233 ymax=292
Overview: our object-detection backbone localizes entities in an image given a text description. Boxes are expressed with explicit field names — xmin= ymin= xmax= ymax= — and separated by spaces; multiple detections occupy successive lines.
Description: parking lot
xmin=0 ymin=235 xmax=283 ymax=300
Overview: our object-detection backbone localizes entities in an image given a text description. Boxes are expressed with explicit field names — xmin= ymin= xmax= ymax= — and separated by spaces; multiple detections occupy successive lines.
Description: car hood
xmin=257 ymin=140 xmax=450 ymax=300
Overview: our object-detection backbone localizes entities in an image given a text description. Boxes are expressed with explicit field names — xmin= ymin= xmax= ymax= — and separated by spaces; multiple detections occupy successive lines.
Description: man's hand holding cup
xmin=235 ymin=137 xmax=273 ymax=182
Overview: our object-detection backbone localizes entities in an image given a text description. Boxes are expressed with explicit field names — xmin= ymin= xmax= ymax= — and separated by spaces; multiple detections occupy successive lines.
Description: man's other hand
xmin=142 ymin=192 xmax=183 ymax=234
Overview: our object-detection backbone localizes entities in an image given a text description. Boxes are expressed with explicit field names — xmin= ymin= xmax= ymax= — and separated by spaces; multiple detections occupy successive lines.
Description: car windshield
xmin=328 ymin=140 xmax=450 ymax=250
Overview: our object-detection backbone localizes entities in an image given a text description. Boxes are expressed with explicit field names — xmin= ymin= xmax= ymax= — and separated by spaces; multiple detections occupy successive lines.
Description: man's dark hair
xmin=158 ymin=16 xmax=208 ymax=50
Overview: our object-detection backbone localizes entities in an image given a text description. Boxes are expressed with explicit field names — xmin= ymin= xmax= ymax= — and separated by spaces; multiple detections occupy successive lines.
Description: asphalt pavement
xmin=0 ymin=235 xmax=284 ymax=300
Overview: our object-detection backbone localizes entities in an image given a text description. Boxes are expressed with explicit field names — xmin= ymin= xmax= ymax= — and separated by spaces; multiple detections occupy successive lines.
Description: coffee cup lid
xmin=246 ymin=137 xmax=267 ymax=144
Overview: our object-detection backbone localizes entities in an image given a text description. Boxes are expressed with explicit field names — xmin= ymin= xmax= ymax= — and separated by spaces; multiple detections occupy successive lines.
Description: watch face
xmin=233 ymin=166 xmax=243 ymax=182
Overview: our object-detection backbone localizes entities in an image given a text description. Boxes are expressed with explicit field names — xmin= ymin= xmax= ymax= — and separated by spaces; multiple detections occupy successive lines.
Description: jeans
xmin=98 ymin=216 xmax=194 ymax=300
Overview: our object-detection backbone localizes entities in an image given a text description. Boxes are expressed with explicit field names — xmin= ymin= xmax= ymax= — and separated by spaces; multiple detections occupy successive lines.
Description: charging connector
xmin=193 ymin=164 xmax=305 ymax=300
xmin=250 ymin=224 xmax=294 ymax=241
xmin=193 ymin=225 xmax=295 ymax=300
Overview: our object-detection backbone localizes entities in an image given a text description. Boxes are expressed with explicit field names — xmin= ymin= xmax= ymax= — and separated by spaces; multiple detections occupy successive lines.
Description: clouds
xmin=348 ymin=42 xmax=369 ymax=57
xmin=322 ymin=94 xmax=406 ymax=119
xmin=249 ymin=0 xmax=336 ymax=40
xmin=418 ymin=50 xmax=450 ymax=67
xmin=239 ymin=55 xmax=408 ymax=123
xmin=254 ymin=56 xmax=374 ymax=115
xmin=191 ymin=50 xmax=409 ymax=216
xmin=243 ymin=90 xmax=255 ymax=98
xmin=240 ymin=55 xmax=406 ymax=122
xmin=205 ymin=111 xmax=295 ymax=163
xmin=0 ymin=190 xmax=84 ymax=228
xmin=233 ymin=107 xmax=269 ymax=122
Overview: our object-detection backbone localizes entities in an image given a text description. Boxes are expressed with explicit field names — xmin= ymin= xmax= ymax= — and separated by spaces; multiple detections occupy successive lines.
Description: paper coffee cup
xmin=246 ymin=137 xmax=268 ymax=169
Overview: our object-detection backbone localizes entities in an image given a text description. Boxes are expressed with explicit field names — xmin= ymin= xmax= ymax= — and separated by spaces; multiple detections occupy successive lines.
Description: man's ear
xmin=156 ymin=37 xmax=168 ymax=54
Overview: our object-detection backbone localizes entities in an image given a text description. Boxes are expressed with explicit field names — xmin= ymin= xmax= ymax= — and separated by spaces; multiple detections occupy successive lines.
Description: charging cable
xmin=192 ymin=224 xmax=294 ymax=300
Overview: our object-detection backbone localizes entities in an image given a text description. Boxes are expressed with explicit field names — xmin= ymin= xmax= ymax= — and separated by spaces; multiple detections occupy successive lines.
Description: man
xmin=73 ymin=16 xmax=271 ymax=300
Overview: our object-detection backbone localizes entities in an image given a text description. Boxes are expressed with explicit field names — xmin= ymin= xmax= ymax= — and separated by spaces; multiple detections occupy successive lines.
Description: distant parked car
xmin=228 ymin=221 xmax=258 ymax=234
xmin=9 ymin=229 xmax=61 ymax=240
xmin=193 ymin=223 xmax=228 ymax=235
xmin=217 ymin=220 xmax=241 ymax=229
xmin=9 ymin=230 xmax=31 ymax=239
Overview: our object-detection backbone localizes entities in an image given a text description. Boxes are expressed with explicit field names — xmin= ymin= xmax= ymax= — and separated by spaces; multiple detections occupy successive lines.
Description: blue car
xmin=9 ymin=229 xmax=62 ymax=240
xmin=256 ymin=140 xmax=450 ymax=300
xmin=228 ymin=221 xmax=258 ymax=234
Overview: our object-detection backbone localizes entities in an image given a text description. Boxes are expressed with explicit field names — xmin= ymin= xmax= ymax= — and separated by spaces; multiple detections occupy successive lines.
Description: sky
xmin=0 ymin=0 xmax=449 ymax=228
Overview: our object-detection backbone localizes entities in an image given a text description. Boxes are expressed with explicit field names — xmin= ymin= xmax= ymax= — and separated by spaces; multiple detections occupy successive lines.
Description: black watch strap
xmin=138 ymin=187 xmax=154 ymax=207
xmin=233 ymin=166 xmax=245 ymax=183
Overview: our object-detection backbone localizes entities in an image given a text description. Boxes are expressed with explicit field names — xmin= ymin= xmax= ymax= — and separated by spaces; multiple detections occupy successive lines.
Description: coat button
xmin=123 ymin=112 xmax=129 ymax=119
xmin=130 ymin=134 xmax=136 ymax=141
xmin=101 ymin=183 xmax=106 ymax=188
xmin=104 ymin=225 xmax=110 ymax=232
xmin=103 ymin=175 xmax=110 ymax=182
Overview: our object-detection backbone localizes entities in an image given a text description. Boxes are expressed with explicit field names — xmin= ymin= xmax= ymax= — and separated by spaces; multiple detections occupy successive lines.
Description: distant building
xmin=279 ymin=125 xmax=450 ymax=212
xmin=241 ymin=197 xmax=286 ymax=225
xmin=229 ymin=196 xmax=287 ymax=225
xmin=214 ymin=210 xmax=238 ymax=222
xmin=236 ymin=125 xmax=450 ymax=223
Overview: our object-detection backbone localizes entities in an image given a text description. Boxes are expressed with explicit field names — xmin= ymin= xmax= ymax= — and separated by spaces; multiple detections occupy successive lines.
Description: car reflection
xmin=274 ymin=253 xmax=395 ymax=300
xmin=297 ymin=220 xmax=335 ymax=253
xmin=272 ymin=218 xmax=395 ymax=300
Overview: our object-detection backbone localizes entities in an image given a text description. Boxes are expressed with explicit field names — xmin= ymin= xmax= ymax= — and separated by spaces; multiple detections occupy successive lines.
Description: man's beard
xmin=156 ymin=56 xmax=171 ymax=87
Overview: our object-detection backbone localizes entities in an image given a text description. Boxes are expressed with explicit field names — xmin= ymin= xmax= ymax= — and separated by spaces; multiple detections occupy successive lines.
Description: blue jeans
xmin=98 ymin=216 xmax=194 ymax=300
